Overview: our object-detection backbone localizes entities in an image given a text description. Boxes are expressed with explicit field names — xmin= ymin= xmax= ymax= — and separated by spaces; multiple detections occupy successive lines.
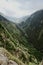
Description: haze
xmin=0 ymin=0 xmax=43 ymax=18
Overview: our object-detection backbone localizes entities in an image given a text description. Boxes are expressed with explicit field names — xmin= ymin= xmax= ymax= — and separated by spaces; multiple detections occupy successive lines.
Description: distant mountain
xmin=0 ymin=12 xmax=28 ymax=23
xmin=19 ymin=10 xmax=43 ymax=53
xmin=17 ymin=16 xmax=29 ymax=23
xmin=0 ymin=12 xmax=19 ymax=23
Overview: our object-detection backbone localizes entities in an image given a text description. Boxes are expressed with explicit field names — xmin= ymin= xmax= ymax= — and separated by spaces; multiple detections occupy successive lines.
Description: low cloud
xmin=0 ymin=0 xmax=43 ymax=18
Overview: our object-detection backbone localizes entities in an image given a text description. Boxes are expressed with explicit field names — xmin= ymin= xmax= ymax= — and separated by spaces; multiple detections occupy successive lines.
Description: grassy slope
xmin=0 ymin=21 xmax=43 ymax=65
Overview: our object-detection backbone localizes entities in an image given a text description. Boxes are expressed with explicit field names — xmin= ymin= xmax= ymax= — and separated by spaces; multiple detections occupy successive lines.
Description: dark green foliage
xmin=19 ymin=10 xmax=43 ymax=53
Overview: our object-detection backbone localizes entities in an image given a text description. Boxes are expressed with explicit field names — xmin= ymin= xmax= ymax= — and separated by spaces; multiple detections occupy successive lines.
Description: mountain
xmin=0 ymin=12 xmax=19 ymax=23
xmin=17 ymin=15 xmax=29 ymax=23
xmin=0 ymin=12 xmax=29 ymax=23
xmin=0 ymin=14 xmax=29 ymax=65
xmin=0 ymin=12 xmax=43 ymax=65
xmin=19 ymin=10 xmax=43 ymax=53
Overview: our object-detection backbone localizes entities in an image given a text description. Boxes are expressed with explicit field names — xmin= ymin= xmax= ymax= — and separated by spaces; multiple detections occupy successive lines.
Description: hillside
xmin=0 ymin=47 xmax=18 ymax=65
xmin=19 ymin=10 xmax=43 ymax=53
xmin=0 ymin=14 xmax=43 ymax=65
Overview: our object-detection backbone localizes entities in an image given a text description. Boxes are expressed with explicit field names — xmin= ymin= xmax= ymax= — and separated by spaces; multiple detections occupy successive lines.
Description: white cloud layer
xmin=0 ymin=0 xmax=43 ymax=18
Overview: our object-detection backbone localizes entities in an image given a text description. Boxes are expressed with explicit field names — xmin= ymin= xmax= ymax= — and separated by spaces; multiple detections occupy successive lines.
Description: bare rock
xmin=0 ymin=48 xmax=18 ymax=65
xmin=0 ymin=54 xmax=8 ymax=65
xmin=39 ymin=60 xmax=43 ymax=65
xmin=8 ymin=60 xmax=18 ymax=65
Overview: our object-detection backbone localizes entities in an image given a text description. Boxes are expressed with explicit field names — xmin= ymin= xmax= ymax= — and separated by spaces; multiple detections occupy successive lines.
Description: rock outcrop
xmin=0 ymin=48 xmax=18 ymax=65
xmin=8 ymin=60 xmax=18 ymax=65
xmin=39 ymin=60 xmax=43 ymax=65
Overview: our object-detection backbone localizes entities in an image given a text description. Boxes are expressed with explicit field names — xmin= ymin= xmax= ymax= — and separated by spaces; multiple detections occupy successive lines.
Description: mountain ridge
xmin=19 ymin=10 xmax=43 ymax=53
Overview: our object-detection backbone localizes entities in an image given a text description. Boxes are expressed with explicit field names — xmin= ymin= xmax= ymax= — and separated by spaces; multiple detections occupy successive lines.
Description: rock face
xmin=0 ymin=54 xmax=8 ymax=65
xmin=0 ymin=48 xmax=18 ymax=65
xmin=8 ymin=60 xmax=18 ymax=65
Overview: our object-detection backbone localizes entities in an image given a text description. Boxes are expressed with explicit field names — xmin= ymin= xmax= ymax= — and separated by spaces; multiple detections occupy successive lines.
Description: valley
xmin=0 ymin=10 xmax=43 ymax=65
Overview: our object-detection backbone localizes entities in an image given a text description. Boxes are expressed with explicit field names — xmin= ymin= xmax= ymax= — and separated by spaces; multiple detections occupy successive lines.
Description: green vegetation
xmin=0 ymin=12 xmax=43 ymax=65
xmin=19 ymin=10 xmax=43 ymax=53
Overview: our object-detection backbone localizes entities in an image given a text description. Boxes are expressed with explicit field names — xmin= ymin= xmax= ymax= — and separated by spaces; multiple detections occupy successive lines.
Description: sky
xmin=0 ymin=0 xmax=43 ymax=18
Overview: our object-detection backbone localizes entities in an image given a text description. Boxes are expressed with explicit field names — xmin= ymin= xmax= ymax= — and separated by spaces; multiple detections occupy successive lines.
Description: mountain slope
xmin=0 ymin=14 xmax=43 ymax=65
xmin=0 ymin=15 xmax=29 ymax=65
xmin=19 ymin=10 xmax=43 ymax=53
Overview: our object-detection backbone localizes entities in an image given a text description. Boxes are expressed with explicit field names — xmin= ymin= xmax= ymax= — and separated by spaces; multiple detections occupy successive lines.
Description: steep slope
xmin=0 ymin=15 xmax=29 ymax=65
xmin=19 ymin=10 xmax=43 ymax=53
xmin=0 ymin=14 xmax=43 ymax=65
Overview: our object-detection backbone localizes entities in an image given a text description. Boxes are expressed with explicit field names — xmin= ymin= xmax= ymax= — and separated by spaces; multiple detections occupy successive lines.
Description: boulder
xmin=0 ymin=48 xmax=18 ymax=65
xmin=8 ymin=60 xmax=18 ymax=65
xmin=0 ymin=54 xmax=8 ymax=65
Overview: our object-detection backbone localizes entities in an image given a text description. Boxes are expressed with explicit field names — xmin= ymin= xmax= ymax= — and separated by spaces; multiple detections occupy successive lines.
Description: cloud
xmin=0 ymin=0 xmax=43 ymax=18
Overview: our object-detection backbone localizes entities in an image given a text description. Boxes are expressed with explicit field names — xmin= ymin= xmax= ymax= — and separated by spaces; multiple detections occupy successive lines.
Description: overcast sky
xmin=0 ymin=0 xmax=43 ymax=18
